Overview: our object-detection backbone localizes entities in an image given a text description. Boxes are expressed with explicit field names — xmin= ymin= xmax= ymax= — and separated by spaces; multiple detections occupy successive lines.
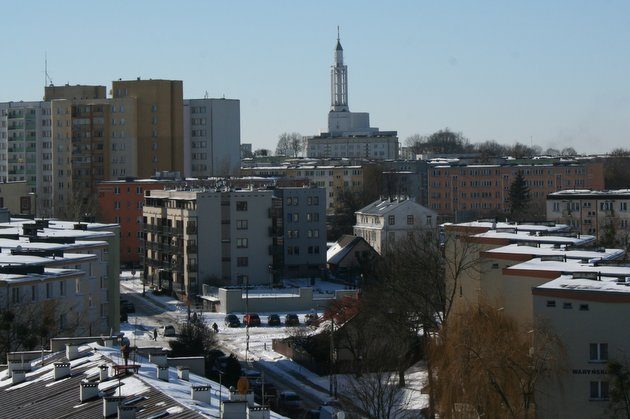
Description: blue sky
xmin=3 ymin=1 xmax=630 ymax=153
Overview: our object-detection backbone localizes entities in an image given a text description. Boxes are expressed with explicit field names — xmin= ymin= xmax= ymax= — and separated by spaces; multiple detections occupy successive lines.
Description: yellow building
xmin=0 ymin=181 xmax=34 ymax=216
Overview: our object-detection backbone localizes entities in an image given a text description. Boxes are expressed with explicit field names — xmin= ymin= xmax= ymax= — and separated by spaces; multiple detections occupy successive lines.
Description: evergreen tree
xmin=509 ymin=171 xmax=531 ymax=221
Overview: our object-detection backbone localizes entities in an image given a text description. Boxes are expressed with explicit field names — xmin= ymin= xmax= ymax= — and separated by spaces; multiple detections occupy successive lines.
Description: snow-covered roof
xmin=506 ymin=257 xmax=630 ymax=277
xmin=444 ymin=220 xmax=569 ymax=233
xmin=483 ymin=243 xmax=624 ymax=262
xmin=0 ymin=267 xmax=82 ymax=284
xmin=548 ymin=189 xmax=630 ymax=198
xmin=536 ymin=274 xmax=630 ymax=294
xmin=327 ymin=235 xmax=364 ymax=265
xmin=473 ymin=230 xmax=595 ymax=246
xmin=356 ymin=197 xmax=426 ymax=216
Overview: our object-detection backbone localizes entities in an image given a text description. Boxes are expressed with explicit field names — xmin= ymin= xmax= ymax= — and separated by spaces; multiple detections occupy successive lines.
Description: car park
xmin=285 ymin=313 xmax=300 ymax=326
xmin=243 ymin=313 xmax=261 ymax=327
xmin=224 ymin=314 xmax=241 ymax=327
xmin=267 ymin=314 xmax=281 ymax=326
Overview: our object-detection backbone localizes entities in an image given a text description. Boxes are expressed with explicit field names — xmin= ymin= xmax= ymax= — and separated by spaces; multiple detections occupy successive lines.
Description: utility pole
xmin=245 ymin=276 xmax=250 ymax=363
xmin=329 ymin=316 xmax=335 ymax=397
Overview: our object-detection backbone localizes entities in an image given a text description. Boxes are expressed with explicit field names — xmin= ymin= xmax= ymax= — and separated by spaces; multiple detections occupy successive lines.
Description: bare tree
xmin=428 ymin=302 xmax=564 ymax=419
xmin=276 ymin=132 xmax=303 ymax=157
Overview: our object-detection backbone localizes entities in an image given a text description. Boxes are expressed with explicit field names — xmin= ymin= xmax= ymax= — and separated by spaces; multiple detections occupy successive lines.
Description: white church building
xmin=306 ymin=33 xmax=399 ymax=160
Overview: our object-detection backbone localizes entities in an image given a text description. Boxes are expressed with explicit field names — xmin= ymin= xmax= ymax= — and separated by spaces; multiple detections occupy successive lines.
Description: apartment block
xmin=427 ymin=160 xmax=605 ymax=222
xmin=354 ymin=197 xmax=437 ymax=254
xmin=97 ymin=178 xmax=173 ymax=267
xmin=0 ymin=218 xmax=121 ymax=336
xmin=547 ymin=189 xmax=630 ymax=244
xmin=143 ymin=189 xmax=273 ymax=297
xmin=273 ymin=187 xmax=327 ymax=277
xmin=184 ymin=98 xmax=240 ymax=177
xmin=112 ymin=79 xmax=184 ymax=178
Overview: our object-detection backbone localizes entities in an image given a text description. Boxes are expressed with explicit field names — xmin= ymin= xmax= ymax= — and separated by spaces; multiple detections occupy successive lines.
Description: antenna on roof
xmin=204 ymin=90 xmax=209 ymax=99
xmin=44 ymin=52 xmax=54 ymax=87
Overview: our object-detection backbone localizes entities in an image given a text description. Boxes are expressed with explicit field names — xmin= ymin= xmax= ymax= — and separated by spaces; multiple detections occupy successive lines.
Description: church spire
xmin=331 ymin=28 xmax=348 ymax=112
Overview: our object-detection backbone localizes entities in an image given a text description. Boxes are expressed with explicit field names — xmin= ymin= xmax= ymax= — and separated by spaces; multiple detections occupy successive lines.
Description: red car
xmin=243 ymin=313 xmax=261 ymax=327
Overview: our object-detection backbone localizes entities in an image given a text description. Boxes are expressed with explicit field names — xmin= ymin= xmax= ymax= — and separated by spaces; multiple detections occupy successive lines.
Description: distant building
xmin=184 ymin=98 xmax=241 ymax=177
xmin=305 ymin=34 xmax=398 ymax=160
xmin=547 ymin=189 xmax=630 ymax=245
xmin=427 ymin=159 xmax=605 ymax=222
xmin=327 ymin=234 xmax=378 ymax=275
xmin=354 ymin=197 xmax=437 ymax=254
xmin=241 ymin=143 xmax=253 ymax=159
xmin=0 ymin=181 xmax=35 ymax=216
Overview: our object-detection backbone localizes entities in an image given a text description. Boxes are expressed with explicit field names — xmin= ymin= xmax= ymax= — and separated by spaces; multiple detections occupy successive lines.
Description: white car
xmin=159 ymin=325 xmax=176 ymax=337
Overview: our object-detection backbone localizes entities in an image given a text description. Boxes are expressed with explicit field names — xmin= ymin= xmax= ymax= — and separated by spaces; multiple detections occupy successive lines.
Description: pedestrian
xmin=212 ymin=322 xmax=219 ymax=333
xmin=153 ymin=328 xmax=158 ymax=341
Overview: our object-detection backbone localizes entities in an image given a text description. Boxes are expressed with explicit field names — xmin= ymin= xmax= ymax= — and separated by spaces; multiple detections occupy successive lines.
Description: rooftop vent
xmin=66 ymin=344 xmax=80 ymax=361
xmin=102 ymin=396 xmax=125 ymax=417
xmin=572 ymin=272 xmax=599 ymax=281
xmin=11 ymin=369 xmax=26 ymax=385
xmin=99 ymin=364 xmax=109 ymax=381
xmin=177 ymin=366 xmax=189 ymax=381
xmin=191 ymin=385 xmax=212 ymax=403
xmin=53 ymin=362 xmax=71 ymax=381
xmin=80 ymin=381 xmax=99 ymax=402
xmin=157 ymin=366 xmax=169 ymax=382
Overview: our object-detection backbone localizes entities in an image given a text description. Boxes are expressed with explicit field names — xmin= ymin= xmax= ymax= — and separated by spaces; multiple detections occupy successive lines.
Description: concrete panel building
xmin=143 ymin=189 xmax=273 ymax=298
xmin=184 ymin=98 xmax=240 ymax=177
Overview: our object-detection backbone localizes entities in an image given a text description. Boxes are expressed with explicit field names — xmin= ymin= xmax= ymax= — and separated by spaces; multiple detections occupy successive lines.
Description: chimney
xmin=177 ymin=366 xmax=189 ymax=381
xmin=11 ymin=369 xmax=26 ymax=385
xmin=157 ymin=366 xmax=169 ymax=381
xmin=80 ymin=381 xmax=99 ymax=402
xmin=191 ymin=385 xmax=212 ymax=403
xmin=66 ymin=344 xmax=80 ymax=361
xmin=102 ymin=337 xmax=114 ymax=347
xmin=149 ymin=353 xmax=167 ymax=367
xmin=99 ymin=364 xmax=109 ymax=381
xmin=8 ymin=360 xmax=32 ymax=377
xmin=103 ymin=396 xmax=124 ymax=417
xmin=117 ymin=405 xmax=136 ymax=419
xmin=53 ymin=362 xmax=71 ymax=381
xmin=247 ymin=406 xmax=271 ymax=419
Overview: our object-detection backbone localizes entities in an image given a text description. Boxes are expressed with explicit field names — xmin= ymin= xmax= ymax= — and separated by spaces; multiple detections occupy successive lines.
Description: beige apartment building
xmin=112 ymin=79 xmax=184 ymax=178
xmin=547 ymin=189 xmax=630 ymax=245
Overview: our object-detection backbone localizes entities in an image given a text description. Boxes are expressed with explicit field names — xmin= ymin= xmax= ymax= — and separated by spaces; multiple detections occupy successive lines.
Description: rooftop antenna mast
xmin=44 ymin=52 xmax=53 ymax=86
xmin=204 ymin=90 xmax=209 ymax=99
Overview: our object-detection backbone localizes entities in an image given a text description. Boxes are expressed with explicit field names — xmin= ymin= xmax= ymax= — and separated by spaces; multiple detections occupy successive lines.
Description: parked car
xmin=285 ymin=313 xmax=300 ymax=326
xmin=267 ymin=314 xmax=281 ymax=326
xmin=277 ymin=391 xmax=302 ymax=412
xmin=224 ymin=314 xmax=241 ymax=327
xmin=159 ymin=325 xmax=176 ymax=337
xmin=243 ymin=313 xmax=261 ymax=327
xmin=305 ymin=313 xmax=319 ymax=326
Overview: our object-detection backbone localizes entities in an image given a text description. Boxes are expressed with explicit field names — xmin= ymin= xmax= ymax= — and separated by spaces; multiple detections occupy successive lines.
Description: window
xmin=236 ymin=201 xmax=248 ymax=211
xmin=388 ymin=215 xmax=395 ymax=225
xmin=590 ymin=381 xmax=609 ymax=400
xmin=426 ymin=215 xmax=433 ymax=226
xmin=407 ymin=215 xmax=414 ymax=225
xmin=59 ymin=280 xmax=65 ymax=296
xmin=237 ymin=257 xmax=248 ymax=267
xmin=546 ymin=300 xmax=556 ymax=307
xmin=236 ymin=238 xmax=248 ymax=248
xmin=563 ymin=302 xmax=572 ymax=309
xmin=589 ymin=343 xmax=608 ymax=362
xmin=46 ymin=282 xmax=52 ymax=298
xmin=579 ymin=304 xmax=589 ymax=311
xmin=236 ymin=220 xmax=248 ymax=230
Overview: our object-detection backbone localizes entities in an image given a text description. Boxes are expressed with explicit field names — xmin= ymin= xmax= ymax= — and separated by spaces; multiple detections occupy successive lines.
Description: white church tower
xmin=331 ymin=28 xmax=349 ymax=112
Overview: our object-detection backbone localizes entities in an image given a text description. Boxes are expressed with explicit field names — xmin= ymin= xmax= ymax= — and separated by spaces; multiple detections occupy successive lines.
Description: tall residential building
xmin=427 ymin=160 xmax=605 ymax=222
xmin=306 ymin=35 xmax=399 ymax=160
xmin=44 ymin=84 xmax=106 ymax=101
xmin=143 ymin=189 xmax=273 ymax=297
xmin=0 ymin=101 xmax=52 ymax=214
xmin=112 ymin=79 xmax=184 ymax=178
xmin=184 ymin=98 xmax=241 ymax=177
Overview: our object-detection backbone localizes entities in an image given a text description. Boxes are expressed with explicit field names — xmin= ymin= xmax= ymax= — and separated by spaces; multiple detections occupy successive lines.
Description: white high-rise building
xmin=184 ymin=98 xmax=241 ymax=178
xmin=306 ymin=33 xmax=399 ymax=160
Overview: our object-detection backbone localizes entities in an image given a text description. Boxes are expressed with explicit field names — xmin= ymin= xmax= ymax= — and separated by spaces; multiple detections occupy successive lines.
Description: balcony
xmin=186 ymin=226 xmax=197 ymax=234
xmin=186 ymin=264 xmax=198 ymax=272
xmin=186 ymin=244 xmax=197 ymax=253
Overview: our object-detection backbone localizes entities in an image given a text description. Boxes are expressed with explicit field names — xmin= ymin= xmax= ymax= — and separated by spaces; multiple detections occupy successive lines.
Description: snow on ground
xmin=120 ymin=272 xmax=429 ymax=414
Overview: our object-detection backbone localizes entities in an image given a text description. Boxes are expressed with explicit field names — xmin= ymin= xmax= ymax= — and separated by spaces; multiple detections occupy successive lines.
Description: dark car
xmin=243 ymin=313 xmax=261 ymax=327
xmin=285 ymin=313 xmax=300 ymax=326
xmin=224 ymin=314 xmax=241 ymax=327
xmin=305 ymin=313 xmax=319 ymax=326
xmin=267 ymin=314 xmax=281 ymax=326
xmin=277 ymin=391 xmax=302 ymax=412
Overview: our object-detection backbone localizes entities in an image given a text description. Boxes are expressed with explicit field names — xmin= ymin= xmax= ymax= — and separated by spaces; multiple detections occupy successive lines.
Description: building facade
xmin=354 ymin=197 xmax=437 ymax=254
xmin=184 ymin=98 xmax=240 ymax=177
xmin=427 ymin=160 xmax=605 ymax=222
xmin=547 ymin=189 xmax=630 ymax=245
xmin=97 ymin=179 xmax=172 ymax=267
xmin=143 ymin=189 xmax=273 ymax=297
